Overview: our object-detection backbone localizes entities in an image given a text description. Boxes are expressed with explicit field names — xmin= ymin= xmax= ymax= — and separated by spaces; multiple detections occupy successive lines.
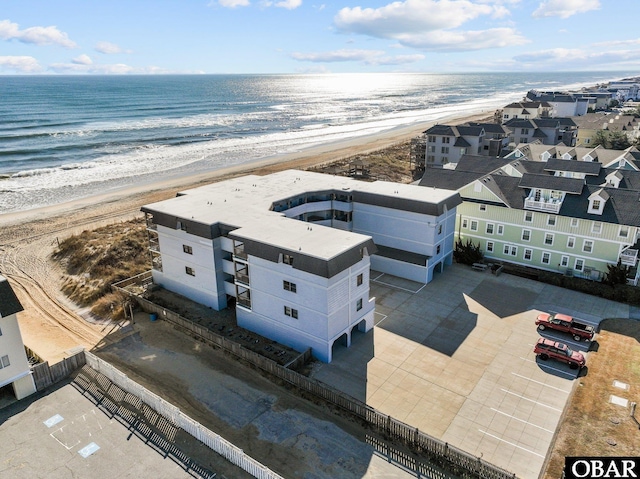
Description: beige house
xmin=572 ymin=113 xmax=640 ymax=147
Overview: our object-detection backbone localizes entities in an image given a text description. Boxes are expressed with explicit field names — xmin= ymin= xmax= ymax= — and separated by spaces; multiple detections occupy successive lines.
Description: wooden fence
xmin=31 ymin=351 xmax=87 ymax=391
xmin=130 ymin=295 xmax=517 ymax=479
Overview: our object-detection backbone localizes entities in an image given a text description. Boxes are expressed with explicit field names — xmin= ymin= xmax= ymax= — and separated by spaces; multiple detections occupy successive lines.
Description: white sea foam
xmin=0 ymin=72 xmax=632 ymax=214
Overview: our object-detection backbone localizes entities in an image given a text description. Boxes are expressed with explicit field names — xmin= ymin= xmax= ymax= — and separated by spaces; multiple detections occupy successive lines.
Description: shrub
xmin=453 ymin=238 xmax=483 ymax=265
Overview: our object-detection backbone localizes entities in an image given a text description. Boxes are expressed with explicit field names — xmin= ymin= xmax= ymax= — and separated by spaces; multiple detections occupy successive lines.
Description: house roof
xmin=454 ymin=136 xmax=471 ymax=147
xmin=455 ymin=155 xmax=512 ymax=175
xmin=544 ymin=158 xmax=602 ymax=175
xmin=0 ymin=275 xmax=23 ymax=318
xmin=418 ymin=169 xmax=484 ymax=190
xmin=587 ymin=167 xmax=640 ymax=190
xmin=560 ymin=186 xmax=640 ymax=226
xmin=518 ymin=173 xmax=585 ymax=194
xmin=483 ymin=175 xmax=527 ymax=208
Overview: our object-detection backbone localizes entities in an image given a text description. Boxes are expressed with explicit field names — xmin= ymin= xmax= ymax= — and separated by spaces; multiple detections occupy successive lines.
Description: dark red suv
xmin=534 ymin=338 xmax=585 ymax=369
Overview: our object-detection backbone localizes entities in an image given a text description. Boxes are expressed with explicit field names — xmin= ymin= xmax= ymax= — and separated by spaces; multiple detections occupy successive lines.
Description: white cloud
xmin=333 ymin=0 xmax=522 ymax=52
xmin=0 ymin=55 xmax=42 ymax=72
xmin=291 ymin=49 xmax=386 ymax=62
xmin=335 ymin=0 xmax=495 ymax=36
xmin=72 ymin=54 xmax=93 ymax=65
xmin=275 ymin=0 xmax=302 ymax=8
xmin=594 ymin=38 xmax=640 ymax=47
xmin=532 ymin=0 xmax=600 ymax=19
xmin=396 ymin=27 xmax=527 ymax=51
xmin=0 ymin=20 xmax=76 ymax=48
xmin=512 ymin=47 xmax=640 ymax=70
xmin=217 ymin=0 xmax=250 ymax=7
xmin=95 ymin=41 xmax=132 ymax=54
xmin=290 ymin=48 xmax=424 ymax=65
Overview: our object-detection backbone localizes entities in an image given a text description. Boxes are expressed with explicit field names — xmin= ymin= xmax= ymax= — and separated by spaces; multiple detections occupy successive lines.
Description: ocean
xmin=0 ymin=72 xmax=633 ymax=214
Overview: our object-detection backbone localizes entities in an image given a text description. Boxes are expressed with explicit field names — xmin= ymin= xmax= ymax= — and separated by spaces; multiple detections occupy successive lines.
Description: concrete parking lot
xmin=310 ymin=263 xmax=629 ymax=479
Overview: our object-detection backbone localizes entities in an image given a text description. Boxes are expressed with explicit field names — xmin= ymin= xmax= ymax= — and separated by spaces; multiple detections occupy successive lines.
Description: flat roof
xmin=142 ymin=170 xmax=460 ymax=256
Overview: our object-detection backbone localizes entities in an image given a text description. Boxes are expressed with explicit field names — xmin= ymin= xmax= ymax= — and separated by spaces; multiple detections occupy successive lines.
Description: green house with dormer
xmin=419 ymin=150 xmax=640 ymax=284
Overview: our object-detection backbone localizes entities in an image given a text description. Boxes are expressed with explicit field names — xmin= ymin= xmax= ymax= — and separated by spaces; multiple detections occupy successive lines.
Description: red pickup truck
xmin=534 ymin=338 xmax=586 ymax=370
xmin=535 ymin=312 xmax=595 ymax=342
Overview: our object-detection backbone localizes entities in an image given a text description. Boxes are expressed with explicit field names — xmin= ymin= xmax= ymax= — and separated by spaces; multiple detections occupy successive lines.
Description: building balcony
xmin=524 ymin=197 xmax=562 ymax=213
xmin=620 ymin=248 xmax=638 ymax=267
xmin=235 ymin=272 xmax=250 ymax=285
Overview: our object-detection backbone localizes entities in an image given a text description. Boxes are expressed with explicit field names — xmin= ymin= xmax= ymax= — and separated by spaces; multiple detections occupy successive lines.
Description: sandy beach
xmin=0 ymin=108 xmax=490 ymax=362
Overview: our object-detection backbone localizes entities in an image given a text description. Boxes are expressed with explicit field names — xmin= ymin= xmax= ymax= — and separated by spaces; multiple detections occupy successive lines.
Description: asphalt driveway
xmin=310 ymin=263 xmax=629 ymax=479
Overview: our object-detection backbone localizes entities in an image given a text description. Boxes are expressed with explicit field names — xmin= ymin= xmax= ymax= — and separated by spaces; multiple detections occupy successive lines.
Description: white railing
xmin=523 ymin=197 xmax=562 ymax=213
xmin=620 ymin=248 xmax=638 ymax=266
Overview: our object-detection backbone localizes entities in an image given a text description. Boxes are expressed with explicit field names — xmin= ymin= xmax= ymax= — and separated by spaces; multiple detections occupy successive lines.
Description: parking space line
xmin=478 ymin=430 xmax=545 ymax=458
xmin=511 ymin=373 xmax=572 ymax=392
xmin=371 ymin=272 xmax=423 ymax=294
xmin=501 ymin=389 xmax=562 ymax=412
xmin=374 ymin=312 xmax=389 ymax=326
xmin=532 ymin=364 xmax=579 ymax=379
xmin=490 ymin=408 xmax=555 ymax=433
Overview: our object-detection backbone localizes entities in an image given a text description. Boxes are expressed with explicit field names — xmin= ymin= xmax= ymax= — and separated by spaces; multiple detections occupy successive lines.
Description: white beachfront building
xmin=142 ymin=170 xmax=461 ymax=362
xmin=0 ymin=275 xmax=37 ymax=400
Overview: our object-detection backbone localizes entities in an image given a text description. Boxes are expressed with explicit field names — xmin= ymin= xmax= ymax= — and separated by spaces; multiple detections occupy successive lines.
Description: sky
xmin=0 ymin=0 xmax=639 ymax=75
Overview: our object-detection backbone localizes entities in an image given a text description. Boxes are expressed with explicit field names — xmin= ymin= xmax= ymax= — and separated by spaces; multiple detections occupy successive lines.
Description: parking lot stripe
xmin=478 ymin=430 xmax=545 ymax=458
xmin=500 ymin=389 xmax=562 ymax=412
xmin=511 ymin=373 xmax=572 ymax=392
xmin=490 ymin=408 xmax=555 ymax=433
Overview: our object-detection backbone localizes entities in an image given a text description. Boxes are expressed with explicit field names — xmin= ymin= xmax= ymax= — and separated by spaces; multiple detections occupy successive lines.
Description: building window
xmin=519 ymin=137 xmax=527 ymax=143
xmin=575 ymin=259 xmax=584 ymax=271
xmin=429 ymin=145 xmax=436 ymax=153
xmin=283 ymin=254 xmax=294 ymax=265
xmin=561 ymin=256 xmax=569 ymax=268
xmin=443 ymin=136 xmax=450 ymax=144
xmin=428 ymin=135 xmax=436 ymax=142
xmin=0 ymin=326 xmax=2 ymax=336
xmin=497 ymin=224 xmax=504 ymax=235
xmin=524 ymin=249 xmax=532 ymax=261
xmin=542 ymin=252 xmax=551 ymax=264
xmin=284 ymin=306 xmax=299 ymax=319
xmin=592 ymin=199 xmax=601 ymax=211
xmin=567 ymin=237 xmax=575 ymax=248
xmin=462 ymin=218 xmax=468 ymax=229
xmin=183 ymin=245 xmax=193 ymax=255
xmin=436 ymin=244 xmax=441 ymax=254
xmin=524 ymin=211 xmax=533 ymax=223
xmin=283 ymin=280 xmax=297 ymax=293
xmin=583 ymin=240 xmax=593 ymax=253
xmin=357 ymin=298 xmax=363 ymax=311
xmin=544 ymin=233 xmax=554 ymax=246
xmin=503 ymin=245 xmax=517 ymax=256
xmin=486 ymin=223 xmax=494 ymax=234
xmin=547 ymin=215 xmax=556 ymax=226
xmin=177 ymin=221 xmax=187 ymax=232
xmin=0 ymin=355 xmax=9 ymax=369
xmin=441 ymin=146 xmax=449 ymax=154
xmin=185 ymin=266 xmax=195 ymax=276
xmin=592 ymin=222 xmax=602 ymax=234
xmin=470 ymin=220 xmax=478 ymax=231
xmin=442 ymin=157 xmax=448 ymax=164
xmin=522 ymin=229 xmax=531 ymax=241
xmin=619 ymin=226 xmax=629 ymax=238
xmin=521 ymin=128 xmax=529 ymax=135
xmin=357 ymin=273 xmax=363 ymax=286
xmin=479 ymin=204 xmax=487 ymax=211
xmin=486 ymin=241 xmax=494 ymax=253
xmin=571 ymin=218 xmax=579 ymax=227
xmin=437 ymin=224 xmax=442 ymax=235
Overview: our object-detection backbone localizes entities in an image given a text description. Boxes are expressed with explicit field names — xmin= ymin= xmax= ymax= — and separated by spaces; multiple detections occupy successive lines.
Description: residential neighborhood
xmin=2 ymin=77 xmax=640 ymax=479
